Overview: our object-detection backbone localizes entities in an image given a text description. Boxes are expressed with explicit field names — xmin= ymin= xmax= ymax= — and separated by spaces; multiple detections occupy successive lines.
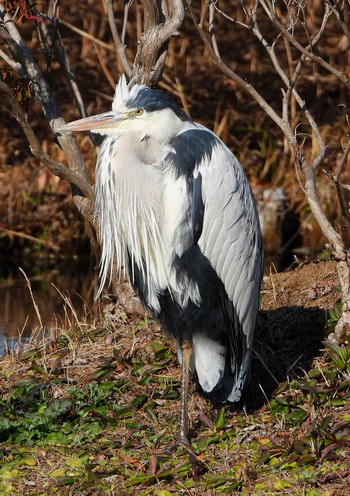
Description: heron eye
xmin=134 ymin=108 xmax=144 ymax=116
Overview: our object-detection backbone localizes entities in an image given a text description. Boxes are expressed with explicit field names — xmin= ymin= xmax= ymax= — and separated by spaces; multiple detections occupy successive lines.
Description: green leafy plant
xmin=327 ymin=299 xmax=343 ymax=334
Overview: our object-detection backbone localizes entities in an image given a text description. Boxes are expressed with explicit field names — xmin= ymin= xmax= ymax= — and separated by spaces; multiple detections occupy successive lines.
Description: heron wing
xmin=166 ymin=126 xmax=262 ymax=400
xmin=196 ymin=134 xmax=262 ymax=344
xmin=168 ymin=126 xmax=262 ymax=343
xmin=189 ymin=129 xmax=262 ymax=399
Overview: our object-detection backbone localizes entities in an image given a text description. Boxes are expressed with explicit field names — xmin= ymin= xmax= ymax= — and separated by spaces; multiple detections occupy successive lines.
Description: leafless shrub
xmin=186 ymin=0 xmax=350 ymax=341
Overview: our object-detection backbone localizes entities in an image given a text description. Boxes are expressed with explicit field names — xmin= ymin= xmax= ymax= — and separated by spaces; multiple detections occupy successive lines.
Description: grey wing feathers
xmin=197 ymin=139 xmax=263 ymax=348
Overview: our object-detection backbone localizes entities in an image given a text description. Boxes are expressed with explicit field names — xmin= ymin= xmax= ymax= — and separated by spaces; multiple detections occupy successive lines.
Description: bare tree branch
xmin=186 ymin=1 xmax=292 ymax=142
xmin=0 ymin=46 xmax=26 ymax=75
xmin=132 ymin=0 xmax=185 ymax=86
xmin=0 ymin=81 xmax=93 ymax=201
xmin=258 ymin=0 xmax=349 ymax=89
xmin=0 ymin=4 xmax=91 ymax=187
xmin=103 ymin=0 xmax=132 ymax=77
xmin=0 ymin=3 xmax=101 ymax=235
xmin=139 ymin=0 xmax=159 ymax=32
xmin=121 ymin=1 xmax=133 ymax=47
xmin=36 ymin=13 xmax=88 ymax=119
xmin=326 ymin=0 xmax=350 ymax=46
xmin=335 ymin=140 xmax=350 ymax=182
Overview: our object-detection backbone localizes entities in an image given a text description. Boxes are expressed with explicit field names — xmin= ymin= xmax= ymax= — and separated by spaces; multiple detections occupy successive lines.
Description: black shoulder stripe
xmin=167 ymin=129 xmax=218 ymax=179
xmin=192 ymin=172 xmax=204 ymax=245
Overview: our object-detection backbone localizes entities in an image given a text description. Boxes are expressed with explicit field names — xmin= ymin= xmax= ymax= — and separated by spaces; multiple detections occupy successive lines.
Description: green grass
xmin=0 ymin=320 xmax=349 ymax=495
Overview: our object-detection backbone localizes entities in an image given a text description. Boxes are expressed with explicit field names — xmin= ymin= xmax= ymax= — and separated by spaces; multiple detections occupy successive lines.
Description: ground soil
xmin=262 ymin=260 xmax=340 ymax=311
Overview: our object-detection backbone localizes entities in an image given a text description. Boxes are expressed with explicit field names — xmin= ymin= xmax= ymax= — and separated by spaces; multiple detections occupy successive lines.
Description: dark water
xmin=0 ymin=257 xmax=96 ymax=356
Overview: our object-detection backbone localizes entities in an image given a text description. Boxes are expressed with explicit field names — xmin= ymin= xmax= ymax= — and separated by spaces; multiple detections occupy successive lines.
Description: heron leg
xmin=177 ymin=339 xmax=192 ymax=446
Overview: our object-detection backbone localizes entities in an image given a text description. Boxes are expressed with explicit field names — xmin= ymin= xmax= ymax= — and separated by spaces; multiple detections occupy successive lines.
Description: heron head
xmin=57 ymin=75 xmax=190 ymax=138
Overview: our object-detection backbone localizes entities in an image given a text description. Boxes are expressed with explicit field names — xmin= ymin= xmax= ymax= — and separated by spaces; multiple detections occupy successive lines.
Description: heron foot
xmin=176 ymin=434 xmax=206 ymax=477
xmin=176 ymin=430 xmax=191 ymax=447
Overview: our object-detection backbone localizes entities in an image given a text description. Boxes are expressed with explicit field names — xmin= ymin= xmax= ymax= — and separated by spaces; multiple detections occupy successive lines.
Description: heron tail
xmin=178 ymin=333 xmax=251 ymax=403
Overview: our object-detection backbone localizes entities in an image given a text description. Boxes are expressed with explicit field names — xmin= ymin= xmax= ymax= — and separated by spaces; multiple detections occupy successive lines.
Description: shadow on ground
xmin=243 ymin=305 xmax=327 ymax=411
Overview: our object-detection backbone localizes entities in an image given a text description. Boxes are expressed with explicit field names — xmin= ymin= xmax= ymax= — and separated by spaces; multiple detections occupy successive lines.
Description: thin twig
xmin=283 ymin=4 xmax=330 ymax=128
xmin=121 ymin=0 xmax=133 ymax=47
xmin=19 ymin=268 xmax=44 ymax=330
xmin=103 ymin=0 xmax=132 ymax=77
xmin=36 ymin=14 xmax=88 ymax=119
xmin=258 ymin=0 xmax=350 ymax=90
xmin=0 ymin=227 xmax=60 ymax=251
xmin=208 ymin=2 xmax=220 ymax=58
xmin=175 ymin=77 xmax=190 ymax=117
xmin=335 ymin=140 xmax=350 ymax=181
xmin=326 ymin=0 xmax=350 ymax=46
xmin=93 ymin=42 xmax=116 ymax=89
xmin=59 ymin=18 xmax=117 ymax=53
xmin=185 ymin=0 xmax=288 ymax=140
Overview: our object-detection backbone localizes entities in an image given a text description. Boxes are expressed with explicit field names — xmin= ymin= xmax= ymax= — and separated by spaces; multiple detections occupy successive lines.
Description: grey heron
xmin=59 ymin=75 xmax=263 ymax=445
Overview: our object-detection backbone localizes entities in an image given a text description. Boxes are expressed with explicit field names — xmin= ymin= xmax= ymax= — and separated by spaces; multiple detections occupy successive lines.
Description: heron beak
xmin=58 ymin=111 xmax=126 ymax=132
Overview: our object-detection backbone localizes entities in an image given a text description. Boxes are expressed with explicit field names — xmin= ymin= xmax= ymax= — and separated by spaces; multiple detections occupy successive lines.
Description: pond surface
xmin=0 ymin=257 xmax=96 ymax=356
